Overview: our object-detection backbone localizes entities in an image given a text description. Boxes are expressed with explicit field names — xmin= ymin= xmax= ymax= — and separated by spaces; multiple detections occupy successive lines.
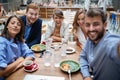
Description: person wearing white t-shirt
xmin=72 ymin=9 xmax=87 ymax=49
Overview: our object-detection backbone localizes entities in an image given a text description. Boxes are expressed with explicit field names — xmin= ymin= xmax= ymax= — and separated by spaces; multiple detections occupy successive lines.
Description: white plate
xmin=66 ymin=47 xmax=75 ymax=54
xmin=24 ymin=63 xmax=39 ymax=72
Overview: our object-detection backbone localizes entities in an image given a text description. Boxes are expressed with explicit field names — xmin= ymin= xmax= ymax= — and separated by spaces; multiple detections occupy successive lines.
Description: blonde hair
xmin=26 ymin=3 xmax=39 ymax=12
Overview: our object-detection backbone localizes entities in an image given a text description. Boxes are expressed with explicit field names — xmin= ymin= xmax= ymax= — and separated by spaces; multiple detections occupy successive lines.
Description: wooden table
xmin=6 ymin=44 xmax=83 ymax=80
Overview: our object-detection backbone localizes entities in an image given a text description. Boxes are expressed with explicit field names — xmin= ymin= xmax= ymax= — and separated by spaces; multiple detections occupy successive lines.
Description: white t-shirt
xmin=77 ymin=27 xmax=87 ymax=46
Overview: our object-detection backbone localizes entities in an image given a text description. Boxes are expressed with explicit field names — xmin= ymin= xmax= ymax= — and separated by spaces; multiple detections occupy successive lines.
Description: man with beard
xmin=79 ymin=8 xmax=120 ymax=80
xmin=20 ymin=3 xmax=42 ymax=48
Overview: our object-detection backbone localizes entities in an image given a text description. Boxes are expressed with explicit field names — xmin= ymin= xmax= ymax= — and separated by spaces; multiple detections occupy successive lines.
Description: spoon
xmin=68 ymin=68 xmax=72 ymax=80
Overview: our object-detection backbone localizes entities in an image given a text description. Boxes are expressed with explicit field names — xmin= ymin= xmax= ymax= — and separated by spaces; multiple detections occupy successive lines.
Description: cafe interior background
xmin=0 ymin=0 xmax=120 ymax=80
xmin=0 ymin=0 xmax=120 ymax=36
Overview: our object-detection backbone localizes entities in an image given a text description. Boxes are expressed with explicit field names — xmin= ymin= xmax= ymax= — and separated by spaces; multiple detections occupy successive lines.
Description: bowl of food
xmin=60 ymin=60 xmax=80 ymax=73
xmin=31 ymin=44 xmax=46 ymax=53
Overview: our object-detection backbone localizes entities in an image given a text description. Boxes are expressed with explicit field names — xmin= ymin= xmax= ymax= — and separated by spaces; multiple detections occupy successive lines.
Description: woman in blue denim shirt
xmin=0 ymin=15 xmax=35 ymax=80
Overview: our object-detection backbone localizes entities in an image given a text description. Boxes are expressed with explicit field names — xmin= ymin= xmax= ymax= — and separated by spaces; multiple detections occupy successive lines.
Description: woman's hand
xmin=12 ymin=57 xmax=25 ymax=72
xmin=73 ymin=33 xmax=78 ymax=41
xmin=16 ymin=57 xmax=24 ymax=63
xmin=51 ymin=36 xmax=61 ymax=42
xmin=0 ymin=57 xmax=25 ymax=77
xmin=76 ymin=40 xmax=83 ymax=49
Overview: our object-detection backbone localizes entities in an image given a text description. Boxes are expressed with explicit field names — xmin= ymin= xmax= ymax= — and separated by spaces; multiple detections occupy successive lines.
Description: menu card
xmin=23 ymin=74 xmax=65 ymax=80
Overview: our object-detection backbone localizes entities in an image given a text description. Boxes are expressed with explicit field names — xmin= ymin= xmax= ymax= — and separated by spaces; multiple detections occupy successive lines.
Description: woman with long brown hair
xmin=0 ymin=15 xmax=34 ymax=80
xmin=72 ymin=9 xmax=87 ymax=48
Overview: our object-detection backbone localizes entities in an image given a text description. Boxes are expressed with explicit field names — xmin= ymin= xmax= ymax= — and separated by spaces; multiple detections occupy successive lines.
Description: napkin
xmin=23 ymin=74 xmax=65 ymax=80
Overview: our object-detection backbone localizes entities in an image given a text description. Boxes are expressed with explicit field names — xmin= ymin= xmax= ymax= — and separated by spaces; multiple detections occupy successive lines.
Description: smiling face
xmin=77 ymin=13 xmax=85 ymax=27
xmin=85 ymin=16 xmax=107 ymax=44
xmin=53 ymin=9 xmax=64 ymax=27
xmin=7 ymin=17 xmax=21 ymax=38
xmin=53 ymin=15 xmax=63 ymax=27
xmin=26 ymin=8 xmax=39 ymax=24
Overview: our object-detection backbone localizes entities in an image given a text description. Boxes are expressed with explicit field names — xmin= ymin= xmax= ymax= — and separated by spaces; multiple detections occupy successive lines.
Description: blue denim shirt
xmin=0 ymin=37 xmax=35 ymax=80
xmin=80 ymin=32 xmax=120 ymax=80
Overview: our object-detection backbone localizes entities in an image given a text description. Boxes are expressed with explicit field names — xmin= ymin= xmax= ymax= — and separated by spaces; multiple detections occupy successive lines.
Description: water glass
xmin=54 ymin=44 xmax=60 ymax=51
xmin=53 ymin=44 xmax=61 ymax=67
xmin=60 ymin=42 xmax=67 ymax=57
xmin=54 ymin=53 xmax=60 ymax=67
xmin=45 ymin=38 xmax=53 ymax=50
xmin=68 ymin=34 xmax=74 ymax=42
xmin=44 ymin=50 xmax=52 ymax=67
xmin=68 ymin=34 xmax=76 ymax=47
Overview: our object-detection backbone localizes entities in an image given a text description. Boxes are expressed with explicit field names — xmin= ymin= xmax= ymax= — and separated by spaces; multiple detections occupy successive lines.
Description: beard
xmin=87 ymin=27 xmax=105 ymax=43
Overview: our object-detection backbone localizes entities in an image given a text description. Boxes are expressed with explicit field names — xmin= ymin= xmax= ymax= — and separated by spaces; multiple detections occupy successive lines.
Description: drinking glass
xmin=60 ymin=41 xmax=67 ymax=57
xmin=68 ymin=33 xmax=76 ymax=47
xmin=45 ymin=38 xmax=53 ymax=51
xmin=44 ymin=50 xmax=52 ymax=67
xmin=53 ymin=44 xmax=61 ymax=67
